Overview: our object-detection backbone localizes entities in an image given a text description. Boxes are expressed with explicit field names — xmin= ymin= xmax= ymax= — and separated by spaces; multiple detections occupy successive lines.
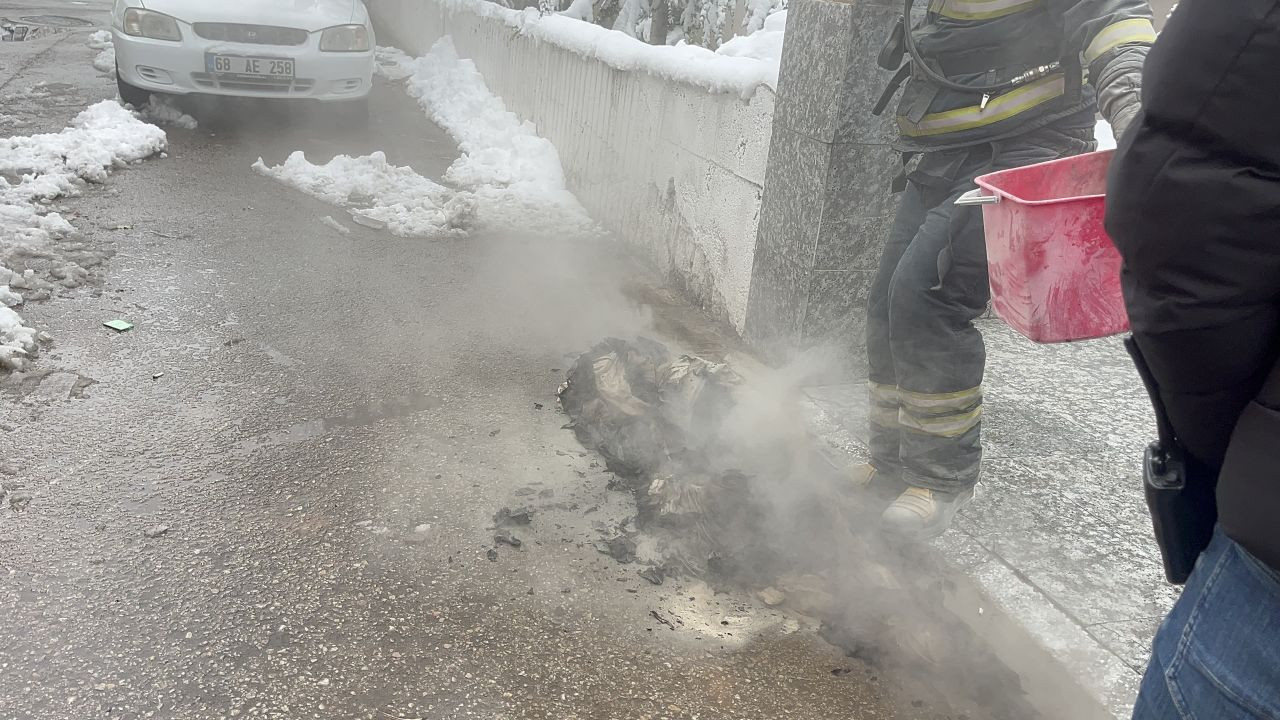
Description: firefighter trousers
xmin=866 ymin=124 xmax=1096 ymax=493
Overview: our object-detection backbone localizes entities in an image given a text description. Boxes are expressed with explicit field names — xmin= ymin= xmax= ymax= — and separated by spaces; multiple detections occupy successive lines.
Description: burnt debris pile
xmin=557 ymin=337 xmax=783 ymax=580
xmin=557 ymin=336 xmax=1039 ymax=719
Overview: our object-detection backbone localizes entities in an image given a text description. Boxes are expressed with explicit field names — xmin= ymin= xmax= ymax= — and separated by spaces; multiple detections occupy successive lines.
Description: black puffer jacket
xmin=1106 ymin=0 xmax=1280 ymax=573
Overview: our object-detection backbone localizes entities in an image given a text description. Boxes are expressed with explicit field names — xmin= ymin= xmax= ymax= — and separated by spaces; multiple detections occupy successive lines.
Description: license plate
xmin=206 ymin=54 xmax=294 ymax=78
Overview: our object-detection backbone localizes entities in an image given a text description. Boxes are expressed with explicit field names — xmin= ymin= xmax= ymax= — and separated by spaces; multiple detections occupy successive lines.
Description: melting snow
xmin=385 ymin=39 xmax=594 ymax=233
xmin=374 ymin=46 xmax=413 ymax=81
xmin=87 ymin=29 xmax=112 ymax=50
xmin=88 ymin=29 xmax=115 ymax=75
xmin=253 ymin=151 xmax=474 ymax=238
xmin=261 ymin=39 xmax=593 ymax=237
xmin=0 ymin=306 xmax=38 ymax=371
xmin=0 ymin=100 xmax=167 ymax=371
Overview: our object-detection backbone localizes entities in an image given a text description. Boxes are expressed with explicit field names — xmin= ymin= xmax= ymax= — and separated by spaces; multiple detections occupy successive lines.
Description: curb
xmin=801 ymin=389 xmax=1139 ymax=720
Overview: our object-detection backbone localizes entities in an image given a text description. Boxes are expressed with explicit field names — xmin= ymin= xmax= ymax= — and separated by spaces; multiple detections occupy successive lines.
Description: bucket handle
xmin=955 ymin=188 xmax=999 ymax=206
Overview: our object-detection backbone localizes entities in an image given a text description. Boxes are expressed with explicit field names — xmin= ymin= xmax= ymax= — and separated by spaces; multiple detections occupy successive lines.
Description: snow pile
xmin=2 ymin=101 xmax=166 ymax=200
xmin=88 ymin=29 xmax=115 ymax=75
xmin=252 ymin=151 xmax=475 ymax=237
xmin=0 ymin=284 xmax=22 ymax=307
xmin=316 ymin=41 xmax=594 ymax=235
xmin=436 ymin=0 xmax=777 ymax=96
xmin=0 ymin=306 xmax=38 ymax=371
xmin=396 ymin=40 xmax=593 ymax=231
xmin=88 ymin=29 xmax=112 ymax=49
xmin=374 ymin=46 xmax=413 ymax=81
xmin=0 ymin=100 xmax=167 ymax=370
xmin=715 ymin=9 xmax=786 ymax=87
xmin=266 ymin=40 xmax=593 ymax=237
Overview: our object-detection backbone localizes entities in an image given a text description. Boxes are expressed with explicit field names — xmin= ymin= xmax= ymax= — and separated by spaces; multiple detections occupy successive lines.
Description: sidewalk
xmin=802 ymin=318 xmax=1176 ymax=718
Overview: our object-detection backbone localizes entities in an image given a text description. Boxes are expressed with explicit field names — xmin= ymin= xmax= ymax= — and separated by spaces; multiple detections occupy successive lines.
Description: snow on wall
xmin=419 ymin=0 xmax=778 ymax=96
xmin=371 ymin=0 xmax=775 ymax=332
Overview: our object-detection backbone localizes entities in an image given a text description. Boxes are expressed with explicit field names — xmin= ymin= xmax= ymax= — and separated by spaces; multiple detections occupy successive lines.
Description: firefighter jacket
xmin=885 ymin=0 xmax=1155 ymax=151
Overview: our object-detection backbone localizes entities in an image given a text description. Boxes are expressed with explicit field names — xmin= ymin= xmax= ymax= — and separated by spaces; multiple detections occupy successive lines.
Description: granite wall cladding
xmin=744 ymin=0 xmax=900 ymax=376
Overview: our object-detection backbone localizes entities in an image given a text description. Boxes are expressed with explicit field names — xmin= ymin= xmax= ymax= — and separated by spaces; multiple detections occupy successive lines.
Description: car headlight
xmin=122 ymin=8 xmax=182 ymax=41
xmin=320 ymin=25 xmax=370 ymax=52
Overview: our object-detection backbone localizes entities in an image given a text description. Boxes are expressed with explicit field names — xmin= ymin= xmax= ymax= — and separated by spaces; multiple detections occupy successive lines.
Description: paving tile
xmin=800 ymin=309 xmax=1171 ymax=717
xmin=1087 ymin=617 xmax=1164 ymax=675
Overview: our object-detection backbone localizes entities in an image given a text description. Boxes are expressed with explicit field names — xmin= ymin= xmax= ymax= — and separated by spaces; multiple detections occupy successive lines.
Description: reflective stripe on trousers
xmin=898 ymin=386 xmax=983 ymax=437
xmin=870 ymin=382 xmax=983 ymax=438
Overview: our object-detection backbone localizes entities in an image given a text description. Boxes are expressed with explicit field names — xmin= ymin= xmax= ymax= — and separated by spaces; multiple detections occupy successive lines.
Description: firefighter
xmin=853 ymin=0 xmax=1155 ymax=540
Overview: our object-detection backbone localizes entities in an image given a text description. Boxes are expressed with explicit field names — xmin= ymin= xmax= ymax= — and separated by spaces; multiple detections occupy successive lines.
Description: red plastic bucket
xmin=961 ymin=149 xmax=1129 ymax=343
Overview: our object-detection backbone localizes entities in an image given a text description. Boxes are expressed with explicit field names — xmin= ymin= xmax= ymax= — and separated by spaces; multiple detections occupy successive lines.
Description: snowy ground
xmin=0 ymin=101 xmax=167 ymax=370
xmin=257 ymin=39 xmax=594 ymax=238
xmin=0 ymin=32 xmax=202 ymax=376
xmin=88 ymin=29 xmax=114 ymax=75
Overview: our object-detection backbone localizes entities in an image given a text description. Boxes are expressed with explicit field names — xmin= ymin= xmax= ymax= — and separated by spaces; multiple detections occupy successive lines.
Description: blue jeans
xmin=1133 ymin=526 xmax=1280 ymax=720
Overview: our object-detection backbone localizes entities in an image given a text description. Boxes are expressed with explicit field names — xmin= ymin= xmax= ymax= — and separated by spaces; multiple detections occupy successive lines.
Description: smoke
xmin=559 ymin=334 xmax=1045 ymax=718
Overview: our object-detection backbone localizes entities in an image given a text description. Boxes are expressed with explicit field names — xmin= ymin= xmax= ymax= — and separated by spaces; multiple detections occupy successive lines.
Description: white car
xmin=111 ymin=0 xmax=375 ymax=116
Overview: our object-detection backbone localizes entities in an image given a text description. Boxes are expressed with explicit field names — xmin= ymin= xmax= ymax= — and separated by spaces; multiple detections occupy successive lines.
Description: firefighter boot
xmin=880 ymin=485 xmax=974 ymax=541
xmin=848 ymin=462 xmax=879 ymax=490
xmin=846 ymin=463 xmax=908 ymax=505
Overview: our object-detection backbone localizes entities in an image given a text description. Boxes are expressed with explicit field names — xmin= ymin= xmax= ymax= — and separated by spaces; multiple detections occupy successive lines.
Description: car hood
xmin=139 ymin=0 xmax=364 ymax=32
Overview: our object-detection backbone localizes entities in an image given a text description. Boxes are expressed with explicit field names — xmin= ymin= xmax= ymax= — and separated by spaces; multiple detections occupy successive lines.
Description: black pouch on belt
xmin=1125 ymin=336 xmax=1218 ymax=585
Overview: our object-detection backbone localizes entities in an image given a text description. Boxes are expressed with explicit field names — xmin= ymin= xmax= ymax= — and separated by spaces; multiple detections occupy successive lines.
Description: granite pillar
xmin=743 ymin=0 xmax=900 ymax=376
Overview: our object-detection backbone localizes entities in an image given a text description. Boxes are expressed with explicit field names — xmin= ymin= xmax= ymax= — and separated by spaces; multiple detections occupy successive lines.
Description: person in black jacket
xmin=1105 ymin=0 xmax=1280 ymax=716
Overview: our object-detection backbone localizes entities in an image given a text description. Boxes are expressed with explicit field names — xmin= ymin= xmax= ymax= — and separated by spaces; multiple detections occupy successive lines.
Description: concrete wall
xmin=372 ymin=0 xmax=775 ymax=333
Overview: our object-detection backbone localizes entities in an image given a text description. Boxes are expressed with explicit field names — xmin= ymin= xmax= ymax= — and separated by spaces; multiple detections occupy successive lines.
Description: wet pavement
xmin=0 ymin=6 xmax=964 ymax=719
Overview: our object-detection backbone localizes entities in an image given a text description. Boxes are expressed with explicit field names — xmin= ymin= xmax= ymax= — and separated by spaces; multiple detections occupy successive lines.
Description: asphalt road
xmin=0 ymin=5 xmax=972 ymax=720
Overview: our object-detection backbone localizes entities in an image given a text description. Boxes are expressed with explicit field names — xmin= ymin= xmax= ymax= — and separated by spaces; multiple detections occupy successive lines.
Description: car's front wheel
xmin=116 ymin=70 xmax=150 ymax=108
